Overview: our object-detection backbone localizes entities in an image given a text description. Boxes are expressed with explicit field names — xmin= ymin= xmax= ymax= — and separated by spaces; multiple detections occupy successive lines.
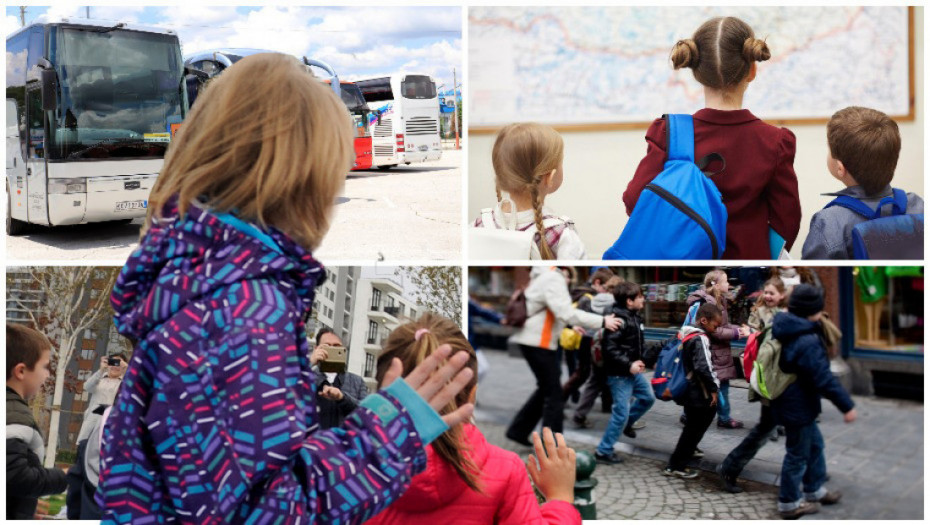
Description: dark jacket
xmin=686 ymin=290 xmax=741 ymax=380
xmin=603 ymin=306 xmax=644 ymax=377
xmin=624 ymin=108 xmax=801 ymax=259
xmin=314 ymin=371 xmax=370 ymax=429
xmin=770 ymin=312 xmax=855 ymax=426
xmin=678 ymin=327 xmax=720 ymax=408
xmin=6 ymin=387 xmax=67 ymax=519
xmin=468 ymin=299 xmax=504 ymax=351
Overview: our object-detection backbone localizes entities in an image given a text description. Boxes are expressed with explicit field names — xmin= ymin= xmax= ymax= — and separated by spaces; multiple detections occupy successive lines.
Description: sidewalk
xmin=475 ymin=349 xmax=924 ymax=520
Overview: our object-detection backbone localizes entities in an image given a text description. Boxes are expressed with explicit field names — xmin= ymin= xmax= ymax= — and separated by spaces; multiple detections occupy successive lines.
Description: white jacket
xmin=512 ymin=267 xmax=604 ymax=350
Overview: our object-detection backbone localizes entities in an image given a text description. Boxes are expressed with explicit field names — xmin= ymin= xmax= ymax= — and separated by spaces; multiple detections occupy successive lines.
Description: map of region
xmin=469 ymin=7 xmax=911 ymax=127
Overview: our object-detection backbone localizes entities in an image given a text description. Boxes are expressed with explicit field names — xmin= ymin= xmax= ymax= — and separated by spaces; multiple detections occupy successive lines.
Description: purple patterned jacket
xmin=99 ymin=203 xmax=428 ymax=524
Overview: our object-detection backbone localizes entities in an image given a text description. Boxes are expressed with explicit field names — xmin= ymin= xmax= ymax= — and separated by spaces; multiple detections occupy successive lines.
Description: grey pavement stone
xmin=475 ymin=349 xmax=924 ymax=520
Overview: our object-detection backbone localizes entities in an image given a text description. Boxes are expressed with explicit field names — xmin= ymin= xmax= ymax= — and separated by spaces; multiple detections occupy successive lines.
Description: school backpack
xmin=741 ymin=326 xmax=769 ymax=380
xmin=603 ymin=114 xmax=728 ymax=260
xmin=470 ymin=205 xmax=572 ymax=260
xmin=650 ymin=332 xmax=703 ymax=404
xmin=748 ymin=330 xmax=796 ymax=400
xmin=824 ymin=188 xmax=924 ymax=260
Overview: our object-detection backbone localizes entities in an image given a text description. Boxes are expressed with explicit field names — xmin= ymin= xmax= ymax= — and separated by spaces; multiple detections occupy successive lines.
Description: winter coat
xmin=677 ymin=326 xmax=720 ymax=408
xmin=770 ymin=312 xmax=855 ymax=427
xmin=314 ymin=371 xmax=369 ymax=429
xmin=512 ymin=267 xmax=603 ymax=350
xmin=365 ymin=423 xmax=581 ymax=525
xmin=602 ymin=306 xmax=644 ymax=377
xmin=99 ymin=201 xmax=441 ymax=524
xmin=747 ymin=305 xmax=785 ymax=332
xmin=468 ymin=299 xmax=504 ymax=351
xmin=686 ymin=290 xmax=741 ymax=380
xmin=77 ymin=368 xmax=121 ymax=442
xmin=6 ymin=387 xmax=68 ymax=519
xmin=802 ymin=184 xmax=924 ymax=259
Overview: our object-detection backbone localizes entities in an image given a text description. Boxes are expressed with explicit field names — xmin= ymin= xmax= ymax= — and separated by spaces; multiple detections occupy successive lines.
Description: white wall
xmin=468 ymin=10 xmax=923 ymax=259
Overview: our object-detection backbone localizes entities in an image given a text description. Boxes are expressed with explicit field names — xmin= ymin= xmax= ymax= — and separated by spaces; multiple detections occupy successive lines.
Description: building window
xmin=371 ymin=289 xmax=381 ymax=311
xmin=367 ymin=321 xmax=378 ymax=344
xmin=364 ymin=353 xmax=376 ymax=377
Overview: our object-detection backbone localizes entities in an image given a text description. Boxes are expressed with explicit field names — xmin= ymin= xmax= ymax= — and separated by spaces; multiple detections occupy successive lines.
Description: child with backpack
xmin=748 ymin=277 xmax=788 ymax=331
xmin=802 ymin=106 xmax=924 ymax=259
xmin=368 ymin=314 xmax=582 ymax=525
xmin=771 ymin=284 xmax=857 ymax=519
xmin=472 ymin=123 xmax=585 ymax=260
xmin=683 ymin=269 xmax=750 ymax=428
xmin=664 ymin=303 xmax=723 ymax=479
xmin=621 ymin=16 xmax=801 ymax=259
xmin=594 ymin=282 xmax=656 ymax=465
xmin=98 ymin=54 xmax=476 ymax=524
xmin=507 ymin=267 xmax=622 ymax=446
xmin=562 ymin=269 xmax=617 ymax=406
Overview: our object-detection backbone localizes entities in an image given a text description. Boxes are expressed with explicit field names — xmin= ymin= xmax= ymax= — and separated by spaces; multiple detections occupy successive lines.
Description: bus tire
xmin=6 ymin=190 xmax=29 ymax=236
xmin=377 ymin=165 xmax=396 ymax=171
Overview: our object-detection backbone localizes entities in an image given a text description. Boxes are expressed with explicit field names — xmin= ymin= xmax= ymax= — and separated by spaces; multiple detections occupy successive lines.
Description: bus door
xmin=24 ymin=82 xmax=49 ymax=225
xmin=6 ymin=99 xmax=28 ymax=222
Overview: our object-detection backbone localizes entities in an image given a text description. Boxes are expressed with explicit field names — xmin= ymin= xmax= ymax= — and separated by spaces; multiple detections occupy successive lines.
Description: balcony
xmin=369 ymin=303 xmax=399 ymax=323
xmin=364 ymin=328 xmax=393 ymax=351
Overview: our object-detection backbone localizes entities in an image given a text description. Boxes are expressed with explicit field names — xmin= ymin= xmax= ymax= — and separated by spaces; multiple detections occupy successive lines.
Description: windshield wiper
xmin=88 ymin=23 xmax=126 ymax=34
xmin=66 ymin=137 xmax=146 ymax=159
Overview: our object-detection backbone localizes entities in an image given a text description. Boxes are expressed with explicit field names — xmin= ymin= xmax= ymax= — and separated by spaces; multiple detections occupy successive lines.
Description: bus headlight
xmin=48 ymin=178 xmax=87 ymax=194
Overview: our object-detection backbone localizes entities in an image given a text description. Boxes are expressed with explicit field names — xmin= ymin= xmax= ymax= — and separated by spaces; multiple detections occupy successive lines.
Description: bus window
xmin=400 ymin=75 xmax=436 ymax=100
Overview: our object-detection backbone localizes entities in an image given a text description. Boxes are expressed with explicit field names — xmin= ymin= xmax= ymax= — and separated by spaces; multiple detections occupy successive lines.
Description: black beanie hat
xmin=788 ymin=284 xmax=824 ymax=317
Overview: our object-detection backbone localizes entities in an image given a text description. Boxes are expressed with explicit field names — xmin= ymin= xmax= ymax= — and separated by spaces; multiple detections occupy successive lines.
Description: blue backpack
xmin=650 ymin=332 xmax=702 ymax=404
xmin=824 ymin=189 xmax=924 ymax=260
xmin=603 ymin=114 xmax=727 ymax=260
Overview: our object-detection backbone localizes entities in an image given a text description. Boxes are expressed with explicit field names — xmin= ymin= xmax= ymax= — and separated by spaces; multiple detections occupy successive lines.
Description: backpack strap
xmin=825 ymin=189 xmax=908 ymax=220
xmin=479 ymin=208 xmax=496 ymax=228
xmin=665 ymin=114 xmax=695 ymax=163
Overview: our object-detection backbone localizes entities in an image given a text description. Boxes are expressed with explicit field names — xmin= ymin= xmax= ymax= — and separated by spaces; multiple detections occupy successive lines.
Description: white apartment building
xmin=348 ymin=277 xmax=419 ymax=389
xmin=307 ymin=267 xmax=360 ymax=346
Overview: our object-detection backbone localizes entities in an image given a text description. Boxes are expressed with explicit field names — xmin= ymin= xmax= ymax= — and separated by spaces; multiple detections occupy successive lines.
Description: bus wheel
xmin=377 ymin=165 xmax=396 ymax=171
xmin=6 ymin=187 xmax=29 ymax=236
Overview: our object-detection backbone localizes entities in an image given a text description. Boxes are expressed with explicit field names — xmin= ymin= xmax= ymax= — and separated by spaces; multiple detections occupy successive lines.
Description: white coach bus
xmin=355 ymin=74 xmax=442 ymax=170
xmin=6 ymin=17 xmax=188 ymax=234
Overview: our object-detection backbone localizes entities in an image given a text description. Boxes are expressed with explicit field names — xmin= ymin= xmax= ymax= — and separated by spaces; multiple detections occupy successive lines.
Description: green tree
xmin=397 ymin=266 xmax=462 ymax=325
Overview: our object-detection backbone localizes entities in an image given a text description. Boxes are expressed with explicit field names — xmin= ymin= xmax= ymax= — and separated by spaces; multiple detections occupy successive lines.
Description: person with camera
xmin=312 ymin=327 xmax=369 ymax=429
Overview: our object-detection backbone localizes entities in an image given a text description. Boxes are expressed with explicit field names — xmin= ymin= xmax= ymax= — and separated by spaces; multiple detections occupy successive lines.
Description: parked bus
xmin=355 ymin=74 xmax=442 ymax=170
xmin=6 ymin=18 xmax=188 ymax=235
xmin=185 ymin=49 xmax=372 ymax=170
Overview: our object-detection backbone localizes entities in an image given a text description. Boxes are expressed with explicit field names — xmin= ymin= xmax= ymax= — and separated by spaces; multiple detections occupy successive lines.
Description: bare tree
xmin=397 ymin=266 xmax=462 ymax=325
xmin=7 ymin=266 xmax=119 ymax=468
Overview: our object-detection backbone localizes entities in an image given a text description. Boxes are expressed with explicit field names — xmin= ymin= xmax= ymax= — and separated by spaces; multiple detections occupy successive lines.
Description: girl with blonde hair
xmin=369 ymin=313 xmax=582 ymax=525
xmin=473 ymin=123 xmax=585 ymax=259
xmin=99 ymin=53 xmax=474 ymax=524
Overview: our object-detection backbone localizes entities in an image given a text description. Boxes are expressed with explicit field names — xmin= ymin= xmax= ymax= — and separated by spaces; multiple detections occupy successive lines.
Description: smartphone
xmin=107 ymin=357 xmax=121 ymax=366
xmin=320 ymin=344 xmax=347 ymax=373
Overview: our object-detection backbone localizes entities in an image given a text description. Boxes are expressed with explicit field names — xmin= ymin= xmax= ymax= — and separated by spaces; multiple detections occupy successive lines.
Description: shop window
xmin=852 ymin=267 xmax=923 ymax=352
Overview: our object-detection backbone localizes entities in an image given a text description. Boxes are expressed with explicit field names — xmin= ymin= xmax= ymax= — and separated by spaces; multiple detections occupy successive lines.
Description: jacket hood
xmin=679 ymin=325 xmax=706 ymax=338
xmin=687 ymin=289 xmax=716 ymax=306
xmin=111 ymin=201 xmax=324 ymax=341
xmin=387 ymin=423 xmax=490 ymax=511
xmin=771 ymin=311 xmax=818 ymax=340
xmin=591 ymin=293 xmax=615 ymax=314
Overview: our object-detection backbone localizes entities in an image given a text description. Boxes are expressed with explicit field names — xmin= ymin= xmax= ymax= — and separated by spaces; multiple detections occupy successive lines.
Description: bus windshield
xmin=49 ymin=26 xmax=185 ymax=160
xmin=340 ymin=83 xmax=368 ymax=111
xmin=400 ymin=75 xmax=436 ymax=100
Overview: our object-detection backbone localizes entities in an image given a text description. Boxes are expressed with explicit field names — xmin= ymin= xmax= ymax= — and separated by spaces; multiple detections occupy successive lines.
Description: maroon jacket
xmin=623 ymin=108 xmax=801 ymax=259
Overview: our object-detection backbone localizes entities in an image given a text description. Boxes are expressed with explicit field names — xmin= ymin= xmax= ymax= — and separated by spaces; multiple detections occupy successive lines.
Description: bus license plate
xmin=418 ymin=145 xmax=428 ymax=151
xmin=115 ymin=200 xmax=147 ymax=212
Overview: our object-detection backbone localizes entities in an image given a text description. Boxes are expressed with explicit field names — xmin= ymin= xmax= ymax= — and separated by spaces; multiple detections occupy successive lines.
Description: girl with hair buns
xmin=474 ymin=122 xmax=585 ymax=259
xmin=368 ymin=313 xmax=582 ymax=525
xmin=623 ymin=16 xmax=802 ymax=259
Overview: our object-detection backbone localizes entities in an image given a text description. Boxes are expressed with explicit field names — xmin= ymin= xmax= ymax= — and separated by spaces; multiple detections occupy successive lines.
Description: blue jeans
xmin=721 ymin=404 xmax=777 ymax=477
xmin=596 ymin=374 xmax=655 ymax=456
xmin=778 ymin=422 xmax=828 ymax=511
xmin=716 ymin=380 xmax=732 ymax=422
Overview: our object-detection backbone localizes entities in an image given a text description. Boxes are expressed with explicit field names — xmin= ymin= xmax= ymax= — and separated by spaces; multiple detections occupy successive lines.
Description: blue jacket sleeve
xmin=469 ymin=300 xmax=503 ymax=323
xmin=795 ymin=336 xmax=855 ymax=414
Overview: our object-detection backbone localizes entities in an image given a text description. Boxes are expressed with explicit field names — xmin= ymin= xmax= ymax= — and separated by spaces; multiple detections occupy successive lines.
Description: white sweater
xmin=511 ymin=267 xmax=604 ymax=350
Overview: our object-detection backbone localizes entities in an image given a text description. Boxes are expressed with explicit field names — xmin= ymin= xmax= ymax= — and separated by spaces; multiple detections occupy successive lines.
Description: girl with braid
xmin=473 ymin=123 xmax=585 ymax=259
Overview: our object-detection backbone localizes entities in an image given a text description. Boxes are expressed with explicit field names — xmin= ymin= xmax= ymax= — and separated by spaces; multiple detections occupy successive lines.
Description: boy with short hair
xmin=664 ymin=303 xmax=722 ymax=479
xmin=6 ymin=324 xmax=68 ymax=519
xmin=594 ymin=281 xmax=655 ymax=464
xmin=803 ymin=106 xmax=924 ymax=259
xmin=771 ymin=284 xmax=856 ymax=519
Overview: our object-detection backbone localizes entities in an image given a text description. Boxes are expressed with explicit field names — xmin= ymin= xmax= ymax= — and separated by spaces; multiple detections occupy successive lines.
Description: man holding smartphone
xmin=311 ymin=327 xmax=370 ymax=429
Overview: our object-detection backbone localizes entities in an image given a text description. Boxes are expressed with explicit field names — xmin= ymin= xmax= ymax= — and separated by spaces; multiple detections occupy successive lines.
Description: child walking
xmin=594 ymin=281 xmax=656 ymax=464
xmin=473 ymin=123 xmax=586 ymax=259
xmin=368 ymin=314 xmax=581 ymax=525
xmin=98 ymin=53 xmax=474 ymax=524
xmin=664 ymin=303 xmax=723 ymax=479
xmin=624 ymin=16 xmax=801 ymax=259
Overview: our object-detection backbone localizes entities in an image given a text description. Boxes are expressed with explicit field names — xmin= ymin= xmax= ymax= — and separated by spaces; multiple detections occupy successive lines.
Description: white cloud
xmin=4 ymin=15 xmax=20 ymax=38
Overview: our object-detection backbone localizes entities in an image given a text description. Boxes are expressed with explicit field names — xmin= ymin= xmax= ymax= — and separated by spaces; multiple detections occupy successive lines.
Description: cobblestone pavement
xmin=475 ymin=348 xmax=924 ymax=520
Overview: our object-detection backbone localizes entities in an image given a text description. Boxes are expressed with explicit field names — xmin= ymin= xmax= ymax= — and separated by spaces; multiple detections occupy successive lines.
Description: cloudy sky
xmin=5 ymin=5 xmax=462 ymax=90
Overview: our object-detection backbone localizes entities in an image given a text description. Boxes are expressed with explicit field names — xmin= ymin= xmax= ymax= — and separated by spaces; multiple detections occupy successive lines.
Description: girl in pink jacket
xmin=367 ymin=314 xmax=582 ymax=525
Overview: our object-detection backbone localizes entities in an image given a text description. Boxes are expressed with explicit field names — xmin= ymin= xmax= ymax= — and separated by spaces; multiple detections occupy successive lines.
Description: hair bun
xmin=670 ymin=39 xmax=699 ymax=70
xmin=743 ymin=37 xmax=771 ymax=62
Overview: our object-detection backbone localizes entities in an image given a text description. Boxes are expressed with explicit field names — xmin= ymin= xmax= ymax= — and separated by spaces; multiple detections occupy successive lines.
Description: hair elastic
xmin=414 ymin=328 xmax=430 ymax=341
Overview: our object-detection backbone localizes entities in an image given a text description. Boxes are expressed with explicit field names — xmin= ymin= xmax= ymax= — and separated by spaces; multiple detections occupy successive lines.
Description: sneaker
xmin=632 ymin=420 xmax=646 ymax=430
xmin=505 ymin=432 xmax=532 ymax=447
xmin=622 ymin=425 xmax=637 ymax=438
xmin=780 ymin=501 xmax=820 ymax=519
xmin=716 ymin=464 xmax=743 ymax=494
xmin=595 ymin=451 xmax=624 ymax=465
xmin=691 ymin=447 xmax=704 ymax=459
xmin=663 ymin=467 xmax=699 ymax=479
xmin=717 ymin=419 xmax=745 ymax=429
xmin=572 ymin=416 xmax=593 ymax=429
xmin=813 ymin=491 xmax=842 ymax=505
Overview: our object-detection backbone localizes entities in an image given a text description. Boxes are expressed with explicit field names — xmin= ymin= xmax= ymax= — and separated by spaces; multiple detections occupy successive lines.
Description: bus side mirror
xmin=184 ymin=66 xmax=210 ymax=84
xmin=377 ymin=112 xmax=382 ymax=125
xmin=40 ymin=68 xmax=58 ymax=112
